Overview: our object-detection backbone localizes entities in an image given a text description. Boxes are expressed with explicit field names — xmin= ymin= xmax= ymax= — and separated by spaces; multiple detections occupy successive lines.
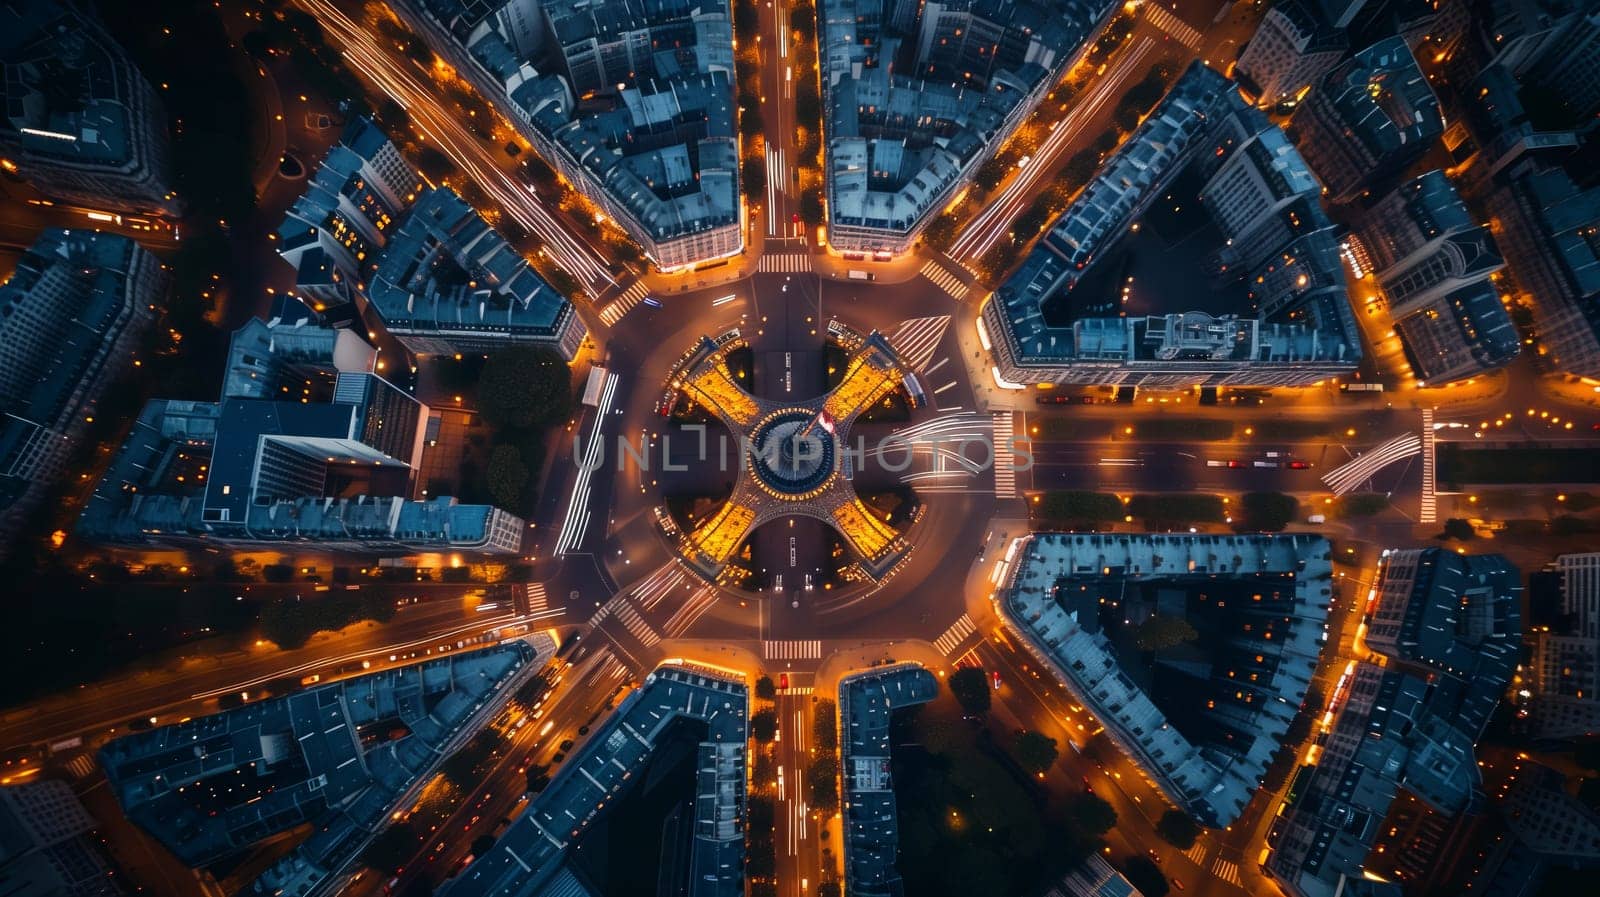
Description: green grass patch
xmin=1032 ymin=491 xmax=1124 ymax=524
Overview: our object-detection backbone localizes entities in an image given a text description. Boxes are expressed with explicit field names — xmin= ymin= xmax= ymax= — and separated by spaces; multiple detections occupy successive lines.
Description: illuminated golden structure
xmin=665 ymin=327 xmax=912 ymax=583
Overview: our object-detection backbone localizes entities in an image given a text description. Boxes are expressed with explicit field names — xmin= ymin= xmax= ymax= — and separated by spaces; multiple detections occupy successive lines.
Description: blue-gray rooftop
xmin=442 ymin=664 xmax=748 ymax=897
xmin=838 ymin=664 xmax=938 ymax=897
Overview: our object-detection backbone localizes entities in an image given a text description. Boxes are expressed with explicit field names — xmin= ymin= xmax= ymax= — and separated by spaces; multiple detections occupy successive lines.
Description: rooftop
xmin=822 ymin=0 xmax=1116 ymax=243
xmin=997 ymin=533 xmax=1333 ymax=826
xmin=441 ymin=664 xmax=748 ymax=897
xmin=839 ymin=664 xmax=939 ymax=897
xmin=102 ymin=641 xmax=546 ymax=882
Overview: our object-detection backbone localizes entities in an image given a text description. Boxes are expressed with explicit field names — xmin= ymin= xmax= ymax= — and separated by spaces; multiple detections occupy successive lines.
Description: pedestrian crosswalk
xmin=763 ymin=639 xmax=823 ymax=660
xmin=889 ymin=315 xmax=952 ymax=371
xmin=64 ymin=754 xmax=96 ymax=779
xmin=1420 ymin=408 xmax=1437 ymax=524
xmin=920 ymin=260 xmax=970 ymax=300
xmin=600 ymin=280 xmax=651 ymax=326
xmin=933 ymin=614 xmax=978 ymax=656
xmin=758 ymin=253 xmax=813 ymax=273
xmin=992 ymin=412 xmax=1017 ymax=498
xmin=609 ymin=599 xmax=661 ymax=647
xmin=516 ymin=582 xmax=548 ymax=613
xmin=1184 ymin=843 xmax=1207 ymax=864
xmin=1210 ymin=857 xmax=1241 ymax=886
xmin=1144 ymin=3 xmax=1203 ymax=49
xmin=782 ymin=686 xmax=815 ymax=695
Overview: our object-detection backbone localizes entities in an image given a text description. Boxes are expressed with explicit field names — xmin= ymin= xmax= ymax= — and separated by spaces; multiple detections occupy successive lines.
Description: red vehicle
xmin=791 ymin=212 xmax=801 ymax=224
xmin=1288 ymin=460 xmax=1312 ymax=469
xmin=779 ymin=673 xmax=789 ymax=690
xmin=991 ymin=671 xmax=1003 ymax=690
xmin=1227 ymin=459 xmax=1244 ymax=468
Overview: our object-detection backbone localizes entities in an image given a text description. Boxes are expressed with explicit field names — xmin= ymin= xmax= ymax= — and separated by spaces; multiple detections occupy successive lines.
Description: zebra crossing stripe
xmin=521 ymin=583 xmax=548 ymax=612
xmin=1210 ymin=858 xmax=1241 ymax=886
xmin=762 ymin=640 xmax=822 ymax=660
xmin=919 ymin=261 xmax=970 ymax=300
xmin=933 ymin=614 xmax=978 ymax=655
xmin=1145 ymin=5 xmax=1202 ymax=48
xmin=600 ymin=281 xmax=650 ymax=325
xmin=758 ymin=254 xmax=812 ymax=273
xmin=611 ymin=601 xmax=661 ymax=647
xmin=1420 ymin=408 xmax=1437 ymax=524
xmin=889 ymin=315 xmax=952 ymax=371
xmin=1185 ymin=843 xmax=1207 ymax=864
xmin=992 ymin=412 xmax=1017 ymax=498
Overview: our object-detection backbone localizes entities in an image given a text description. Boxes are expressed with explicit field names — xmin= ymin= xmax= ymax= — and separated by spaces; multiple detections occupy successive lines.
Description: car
xmin=641 ymin=296 xmax=662 ymax=308
xmin=791 ymin=212 xmax=801 ymax=223
xmin=779 ymin=673 xmax=790 ymax=690
xmin=1288 ymin=460 xmax=1312 ymax=469
xmin=1227 ymin=459 xmax=1244 ymax=468
xmin=1171 ymin=879 xmax=1185 ymax=891
xmin=991 ymin=670 xmax=1003 ymax=690
xmin=1147 ymin=849 xmax=1162 ymax=863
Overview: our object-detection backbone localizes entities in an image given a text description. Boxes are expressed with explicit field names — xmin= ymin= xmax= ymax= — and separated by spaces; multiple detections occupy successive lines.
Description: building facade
xmin=1235 ymin=0 xmax=1348 ymax=109
xmin=821 ymin=0 xmax=1118 ymax=255
xmin=984 ymin=64 xmax=1363 ymax=388
xmin=1485 ymin=162 xmax=1600 ymax=378
xmin=276 ymin=116 xmax=423 ymax=307
xmin=0 ymin=0 xmax=177 ymax=215
xmin=392 ymin=0 xmax=742 ymax=271
xmin=0 ymin=779 xmax=121 ymax=897
xmin=1354 ymin=170 xmax=1518 ymax=383
xmin=1288 ymin=36 xmax=1442 ymax=203
xmin=0 ymin=229 xmax=163 ymax=558
xmin=78 ymin=299 xmax=526 ymax=554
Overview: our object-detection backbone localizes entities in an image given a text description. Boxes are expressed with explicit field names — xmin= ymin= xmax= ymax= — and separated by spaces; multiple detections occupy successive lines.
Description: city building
xmin=982 ymin=63 xmax=1364 ymax=388
xmin=392 ymin=0 xmax=742 ymax=271
xmin=1044 ymin=854 xmax=1146 ymax=897
xmin=1288 ymin=36 xmax=1442 ymax=203
xmin=1530 ymin=552 xmax=1600 ymax=739
xmin=995 ymin=533 xmax=1335 ymax=827
xmin=838 ymin=664 xmax=938 ymax=897
xmin=1267 ymin=548 xmax=1522 ymax=897
xmin=1235 ymin=0 xmax=1348 ymax=110
xmin=1444 ymin=64 xmax=1580 ymax=195
xmin=102 ymin=639 xmax=550 ymax=897
xmin=1445 ymin=0 xmax=1600 ymax=128
xmin=0 ymin=0 xmax=177 ymax=215
xmin=367 ymin=186 xmax=587 ymax=358
xmin=1499 ymin=761 xmax=1600 ymax=864
xmin=0 ymin=779 xmax=122 ymax=897
xmin=276 ymin=116 xmax=424 ymax=307
xmin=0 ymin=229 xmax=164 ymax=558
xmin=821 ymin=0 xmax=1118 ymax=255
xmin=441 ymin=663 xmax=749 ymax=897
xmin=78 ymin=298 xmax=526 ymax=554
xmin=1353 ymin=169 xmax=1518 ymax=383
xmin=1484 ymin=161 xmax=1600 ymax=377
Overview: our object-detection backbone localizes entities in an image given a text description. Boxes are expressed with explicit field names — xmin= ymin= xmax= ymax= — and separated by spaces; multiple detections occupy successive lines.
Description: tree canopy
xmin=476 ymin=346 xmax=573 ymax=431
xmin=948 ymin=667 xmax=992 ymax=716
xmin=1067 ymin=792 xmax=1117 ymax=836
xmin=1013 ymin=730 xmax=1059 ymax=776
xmin=751 ymin=708 xmax=778 ymax=743
xmin=1134 ymin=615 xmax=1199 ymax=653
xmin=1156 ymin=810 xmax=1200 ymax=849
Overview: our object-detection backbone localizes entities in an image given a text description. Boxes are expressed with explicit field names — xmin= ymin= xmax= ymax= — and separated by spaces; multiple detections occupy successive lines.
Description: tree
xmin=1122 ymin=857 xmax=1169 ymax=897
xmin=817 ymin=883 xmax=842 ymax=897
xmin=752 ymin=708 xmax=778 ymax=743
xmin=1068 ymin=792 xmax=1117 ymax=836
xmin=525 ymin=763 xmax=552 ymax=794
xmin=1238 ymin=492 xmax=1299 ymax=532
xmin=1156 ymin=810 xmax=1200 ymax=849
xmin=1134 ymin=615 xmax=1199 ymax=652
xmin=1013 ymin=730 xmax=1059 ymax=776
xmin=948 ymin=667 xmax=992 ymax=716
xmin=477 ymin=346 xmax=573 ymax=430
xmin=813 ymin=700 xmax=838 ymax=751
xmin=809 ymin=755 xmax=839 ymax=810
xmin=973 ymin=156 xmax=1009 ymax=192
xmin=799 ymin=188 xmax=825 ymax=227
xmin=742 ymin=155 xmax=767 ymax=198
xmin=1334 ymin=492 xmax=1390 ymax=518
xmin=1035 ymin=491 xmax=1123 ymax=524
xmin=755 ymin=675 xmax=776 ymax=701
xmin=1440 ymin=518 xmax=1476 ymax=541
xmin=486 ymin=445 xmax=529 ymax=512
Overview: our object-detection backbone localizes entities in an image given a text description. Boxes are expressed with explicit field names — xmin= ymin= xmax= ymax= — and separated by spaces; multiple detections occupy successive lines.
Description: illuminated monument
xmin=666 ymin=326 xmax=912 ymax=584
